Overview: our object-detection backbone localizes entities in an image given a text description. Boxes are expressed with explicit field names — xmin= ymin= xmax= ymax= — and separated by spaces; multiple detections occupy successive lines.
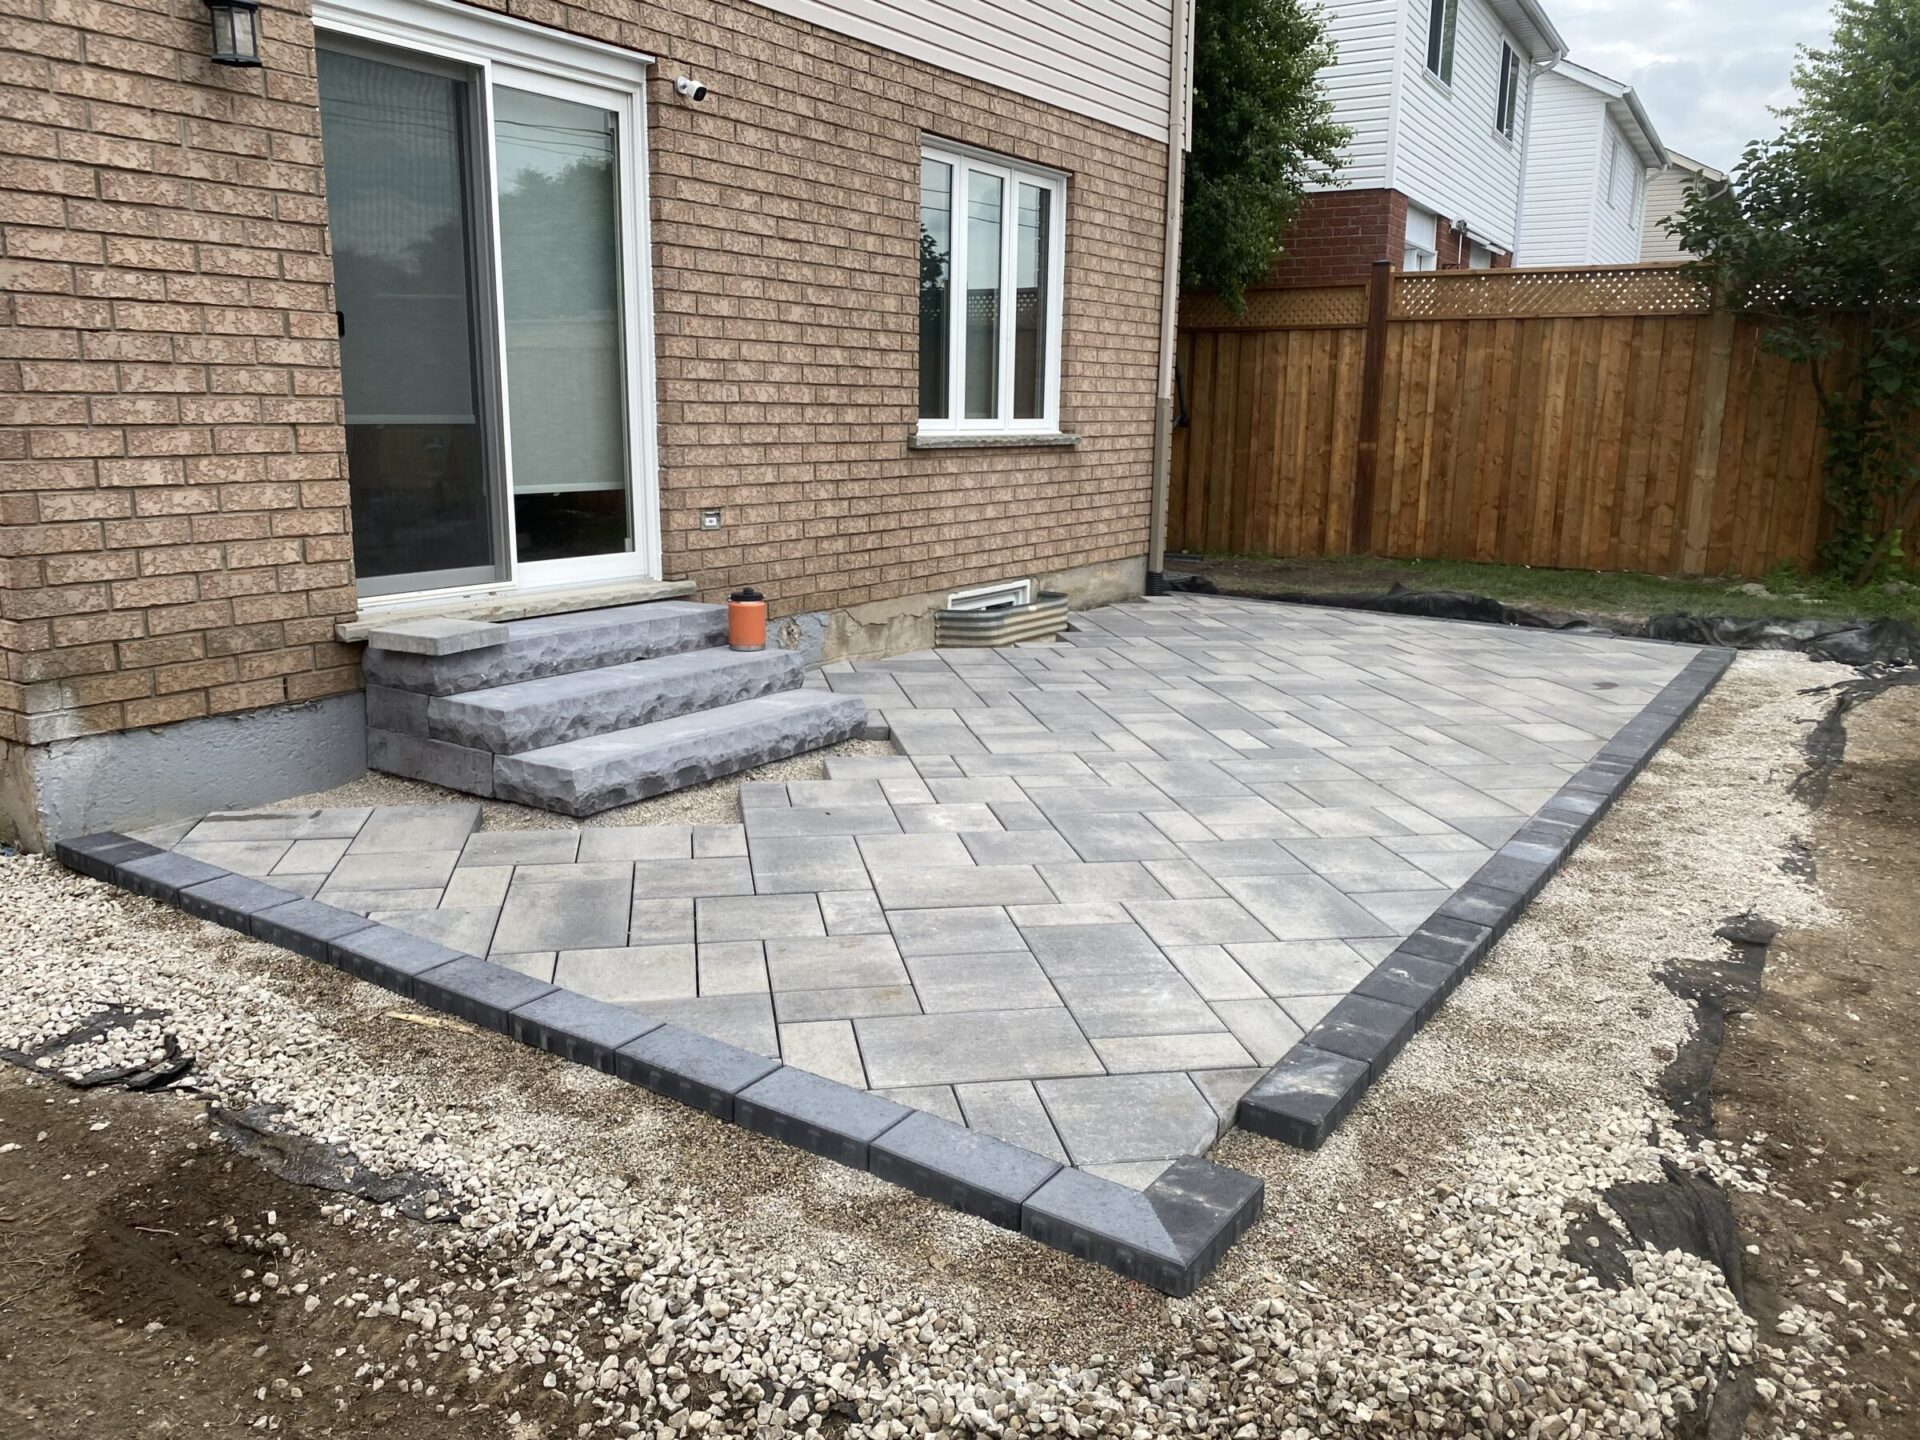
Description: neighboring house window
xmin=1424 ymin=0 xmax=1458 ymax=84
xmin=1495 ymin=43 xmax=1520 ymax=137
xmin=918 ymin=140 xmax=1066 ymax=435
xmin=1603 ymin=132 xmax=1619 ymax=205
xmin=1403 ymin=206 xmax=1438 ymax=271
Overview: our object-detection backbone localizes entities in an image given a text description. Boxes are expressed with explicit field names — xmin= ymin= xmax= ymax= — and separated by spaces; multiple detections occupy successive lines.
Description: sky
xmin=1546 ymin=0 xmax=1834 ymax=171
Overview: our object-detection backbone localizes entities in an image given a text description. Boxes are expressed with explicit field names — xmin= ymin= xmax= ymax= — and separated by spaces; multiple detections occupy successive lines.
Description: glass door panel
xmin=492 ymin=87 xmax=632 ymax=566
xmin=318 ymin=45 xmax=502 ymax=595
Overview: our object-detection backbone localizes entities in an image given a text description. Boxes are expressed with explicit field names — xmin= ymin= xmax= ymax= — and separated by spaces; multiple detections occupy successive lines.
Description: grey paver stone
xmin=1021 ymin=923 xmax=1173 ymax=978
xmin=493 ymin=870 xmax=632 ymax=952
xmin=888 ymin=906 xmax=1023 ymax=957
xmin=556 ymin=945 xmax=696 ymax=1004
xmin=509 ymin=989 xmax=658 ymax=1073
xmin=776 ymin=1019 xmax=867 ymax=1087
xmin=459 ymin=830 xmax=580 ymax=867
xmin=873 ymin=864 xmax=1052 ymax=910
xmin=696 ymin=893 xmax=825 ymax=942
xmin=764 ymin=932 xmax=906 ymax=991
xmin=734 ymin=1066 xmax=909 ymax=1170
xmin=177 ymin=873 xmax=302 ymax=932
xmin=413 ymin=955 xmax=556 ymax=1033
xmin=856 ymin=1008 xmax=1101 ymax=1089
xmin=116 ymin=850 xmax=230 ymax=902
xmin=1035 ymin=1073 xmax=1219 ymax=1166
xmin=250 ymin=897 xmax=376 ymax=963
xmin=348 ymin=804 xmax=483 ymax=855
xmin=696 ymin=941 xmax=769 ymax=995
xmin=905 ymin=951 xmax=1060 ymax=1013
xmin=614 ymin=1023 xmax=780 ymax=1119
xmin=774 ymin=985 xmax=920 ymax=1023
xmin=870 ymin=1109 xmax=1060 ymax=1230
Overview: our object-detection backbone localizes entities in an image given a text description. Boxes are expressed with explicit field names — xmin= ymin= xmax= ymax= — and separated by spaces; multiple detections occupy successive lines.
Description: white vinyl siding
xmin=1392 ymin=0 xmax=1530 ymax=253
xmin=1586 ymin=114 xmax=1645 ymax=261
xmin=1514 ymin=65 xmax=1594 ymax=261
xmin=1306 ymin=0 xmax=1401 ymax=189
xmin=754 ymin=0 xmax=1179 ymax=140
xmin=1519 ymin=69 xmax=1649 ymax=265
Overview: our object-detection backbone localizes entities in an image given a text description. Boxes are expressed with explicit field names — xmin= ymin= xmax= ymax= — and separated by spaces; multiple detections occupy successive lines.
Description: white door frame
xmin=315 ymin=0 xmax=662 ymax=602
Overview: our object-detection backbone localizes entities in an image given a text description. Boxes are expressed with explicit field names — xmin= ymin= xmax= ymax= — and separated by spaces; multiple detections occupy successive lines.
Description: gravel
xmin=0 ymin=652 xmax=1866 ymax=1435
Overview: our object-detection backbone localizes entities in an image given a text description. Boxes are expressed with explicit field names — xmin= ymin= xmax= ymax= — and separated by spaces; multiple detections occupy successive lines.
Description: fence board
xmin=1170 ymin=266 xmax=1865 ymax=579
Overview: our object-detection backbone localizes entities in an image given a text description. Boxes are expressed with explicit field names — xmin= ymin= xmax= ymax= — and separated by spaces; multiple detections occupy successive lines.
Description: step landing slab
xmin=491 ymin=690 xmax=868 ymax=817
xmin=427 ymin=646 xmax=806 ymax=755
xmin=364 ymin=601 xmax=726 ymax=697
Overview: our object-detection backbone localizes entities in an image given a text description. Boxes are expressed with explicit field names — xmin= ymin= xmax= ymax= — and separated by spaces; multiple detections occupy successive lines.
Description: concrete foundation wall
xmin=2 ymin=691 xmax=365 ymax=850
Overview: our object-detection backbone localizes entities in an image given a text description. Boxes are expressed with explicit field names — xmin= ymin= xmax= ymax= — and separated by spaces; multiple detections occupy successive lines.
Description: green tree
xmin=1181 ymin=0 xmax=1350 ymax=310
xmin=1673 ymin=0 xmax=1920 ymax=580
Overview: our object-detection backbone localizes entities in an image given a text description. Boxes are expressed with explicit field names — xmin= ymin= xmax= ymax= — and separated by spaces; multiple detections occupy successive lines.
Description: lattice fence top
xmin=1393 ymin=264 xmax=1713 ymax=320
xmin=1181 ymin=285 xmax=1368 ymax=330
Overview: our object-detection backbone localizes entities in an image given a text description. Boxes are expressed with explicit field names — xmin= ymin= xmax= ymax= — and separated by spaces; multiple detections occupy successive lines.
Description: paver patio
xmin=136 ymin=596 xmax=1700 ymax=1185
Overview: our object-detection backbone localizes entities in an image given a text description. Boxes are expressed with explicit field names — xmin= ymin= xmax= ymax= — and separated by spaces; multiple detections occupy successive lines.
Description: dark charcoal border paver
xmin=57 ymin=832 xmax=1265 ymax=1297
xmin=1238 ymin=644 xmax=1736 ymax=1150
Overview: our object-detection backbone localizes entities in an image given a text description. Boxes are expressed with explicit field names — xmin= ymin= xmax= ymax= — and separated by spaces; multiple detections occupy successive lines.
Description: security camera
xmin=674 ymin=76 xmax=708 ymax=102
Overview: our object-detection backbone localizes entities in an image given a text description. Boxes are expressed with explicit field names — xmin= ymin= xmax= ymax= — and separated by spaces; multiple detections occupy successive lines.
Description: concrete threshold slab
xmin=52 ymin=833 xmax=1263 ymax=1298
xmin=336 ymin=578 xmax=698 ymax=642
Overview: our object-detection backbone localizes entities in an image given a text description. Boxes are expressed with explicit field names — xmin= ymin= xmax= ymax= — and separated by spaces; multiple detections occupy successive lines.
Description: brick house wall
xmin=1263 ymin=189 xmax=1408 ymax=287
xmin=0 ymin=0 xmax=1167 ymax=820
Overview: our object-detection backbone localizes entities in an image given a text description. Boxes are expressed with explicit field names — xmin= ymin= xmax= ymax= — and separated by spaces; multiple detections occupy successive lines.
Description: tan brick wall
xmin=0 ymin=0 xmax=356 ymax=745
xmin=0 ymin=0 xmax=1166 ymax=746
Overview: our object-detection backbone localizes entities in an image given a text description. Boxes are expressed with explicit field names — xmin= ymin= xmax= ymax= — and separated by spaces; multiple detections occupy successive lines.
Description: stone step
xmin=429 ymin=646 xmax=807 ymax=754
xmin=363 ymin=600 xmax=727 ymax=697
xmin=491 ymin=691 xmax=869 ymax=817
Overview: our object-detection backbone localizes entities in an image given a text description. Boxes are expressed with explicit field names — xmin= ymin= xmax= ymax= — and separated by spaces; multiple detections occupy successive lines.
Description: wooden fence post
xmin=1349 ymin=259 xmax=1393 ymax=554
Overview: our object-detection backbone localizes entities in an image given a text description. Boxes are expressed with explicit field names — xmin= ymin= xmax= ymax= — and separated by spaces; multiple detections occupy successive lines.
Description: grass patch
xmin=1173 ymin=553 xmax=1920 ymax=626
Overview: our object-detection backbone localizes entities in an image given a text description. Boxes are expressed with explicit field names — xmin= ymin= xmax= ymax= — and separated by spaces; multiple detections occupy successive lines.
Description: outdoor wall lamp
xmin=204 ymin=0 xmax=263 ymax=67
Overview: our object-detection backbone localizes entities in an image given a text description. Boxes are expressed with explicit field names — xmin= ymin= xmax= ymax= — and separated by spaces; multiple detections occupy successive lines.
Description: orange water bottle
xmin=728 ymin=587 xmax=767 ymax=652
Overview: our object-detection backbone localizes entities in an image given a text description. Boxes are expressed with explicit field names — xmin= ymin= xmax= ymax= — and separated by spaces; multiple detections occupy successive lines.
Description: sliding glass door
xmin=317 ymin=18 xmax=653 ymax=600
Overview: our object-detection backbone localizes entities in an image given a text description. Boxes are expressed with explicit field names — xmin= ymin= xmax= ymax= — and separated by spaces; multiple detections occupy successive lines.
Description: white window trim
xmin=917 ymin=138 xmax=1068 ymax=440
xmin=314 ymin=0 xmax=661 ymax=598
xmin=1423 ymin=0 xmax=1458 ymax=86
xmin=1494 ymin=43 xmax=1520 ymax=141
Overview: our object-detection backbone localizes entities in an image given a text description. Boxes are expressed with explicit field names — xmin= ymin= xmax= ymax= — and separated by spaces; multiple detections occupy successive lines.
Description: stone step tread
xmin=365 ymin=600 xmax=728 ymax=697
xmin=431 ymin=646 xmax=806 ymax=754
xmin=493 ymin=690 xmax=868 ymax=818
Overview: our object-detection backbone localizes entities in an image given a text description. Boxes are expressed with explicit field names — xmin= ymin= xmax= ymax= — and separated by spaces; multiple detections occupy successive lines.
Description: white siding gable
xmin=1390 ymin=0 xmax=1532 ymax=252
xmin=1519 ymin=68 xmax=1653 ymax=264
xmin=753 ymin=0 xmax=1179 ymax=140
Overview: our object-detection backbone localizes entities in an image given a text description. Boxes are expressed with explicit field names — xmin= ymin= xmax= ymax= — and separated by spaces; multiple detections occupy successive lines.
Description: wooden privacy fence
xmin=1169 ymin=263 xmax=1837 ymax=579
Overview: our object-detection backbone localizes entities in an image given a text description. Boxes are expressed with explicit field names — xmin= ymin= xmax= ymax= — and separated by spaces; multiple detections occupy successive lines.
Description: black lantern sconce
xmin=204 ymin=0 xmax=263 ymax=67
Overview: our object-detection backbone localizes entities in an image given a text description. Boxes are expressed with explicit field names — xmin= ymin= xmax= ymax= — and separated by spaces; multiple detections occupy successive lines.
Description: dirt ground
xmin=1715 ymin=681 xmax=1920 ymax=1433
xmin=0 ymin=1079 xmax=478 ymax=1436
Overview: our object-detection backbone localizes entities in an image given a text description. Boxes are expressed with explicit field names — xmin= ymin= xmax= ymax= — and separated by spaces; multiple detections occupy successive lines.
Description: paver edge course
xmin=53 ymin=835 xmax=1264 ymax=1296
xmin=1237 ymin=645 xmax=1738 ymax=1151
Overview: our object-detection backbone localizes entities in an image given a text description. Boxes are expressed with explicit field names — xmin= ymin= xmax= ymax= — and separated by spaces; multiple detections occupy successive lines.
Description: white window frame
xmin=314 ymin=0 xmax=661 ymax=600
xmin=917 ymin=138 xmax=1068 ymax=440
xmin=1603 ymin=131 xmax=1619 ymax=207
xmin=1424 ymin=0 xmax=1458 ymax=86
xmin=1494 ymin=43 xmax=1520 ymax=139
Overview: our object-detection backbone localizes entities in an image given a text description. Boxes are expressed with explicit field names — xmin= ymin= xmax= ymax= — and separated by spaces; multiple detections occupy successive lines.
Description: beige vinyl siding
xmin=1641 ymin=167 xmax=1698 ymax=261
xmin=755 ymin=0 xmax=1177 ymax=140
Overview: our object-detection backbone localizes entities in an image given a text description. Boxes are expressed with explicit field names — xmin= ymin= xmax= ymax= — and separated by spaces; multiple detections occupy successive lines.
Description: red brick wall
xmin=1263 ymin=189 xmax=1408 ymax=287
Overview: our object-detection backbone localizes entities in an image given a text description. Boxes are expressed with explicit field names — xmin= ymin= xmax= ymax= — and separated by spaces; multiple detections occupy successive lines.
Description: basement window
xmin=945 ymin=578 xmax=1034 ymax=612
xmin=918 ymin=140 xmax=1067 ymax=439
